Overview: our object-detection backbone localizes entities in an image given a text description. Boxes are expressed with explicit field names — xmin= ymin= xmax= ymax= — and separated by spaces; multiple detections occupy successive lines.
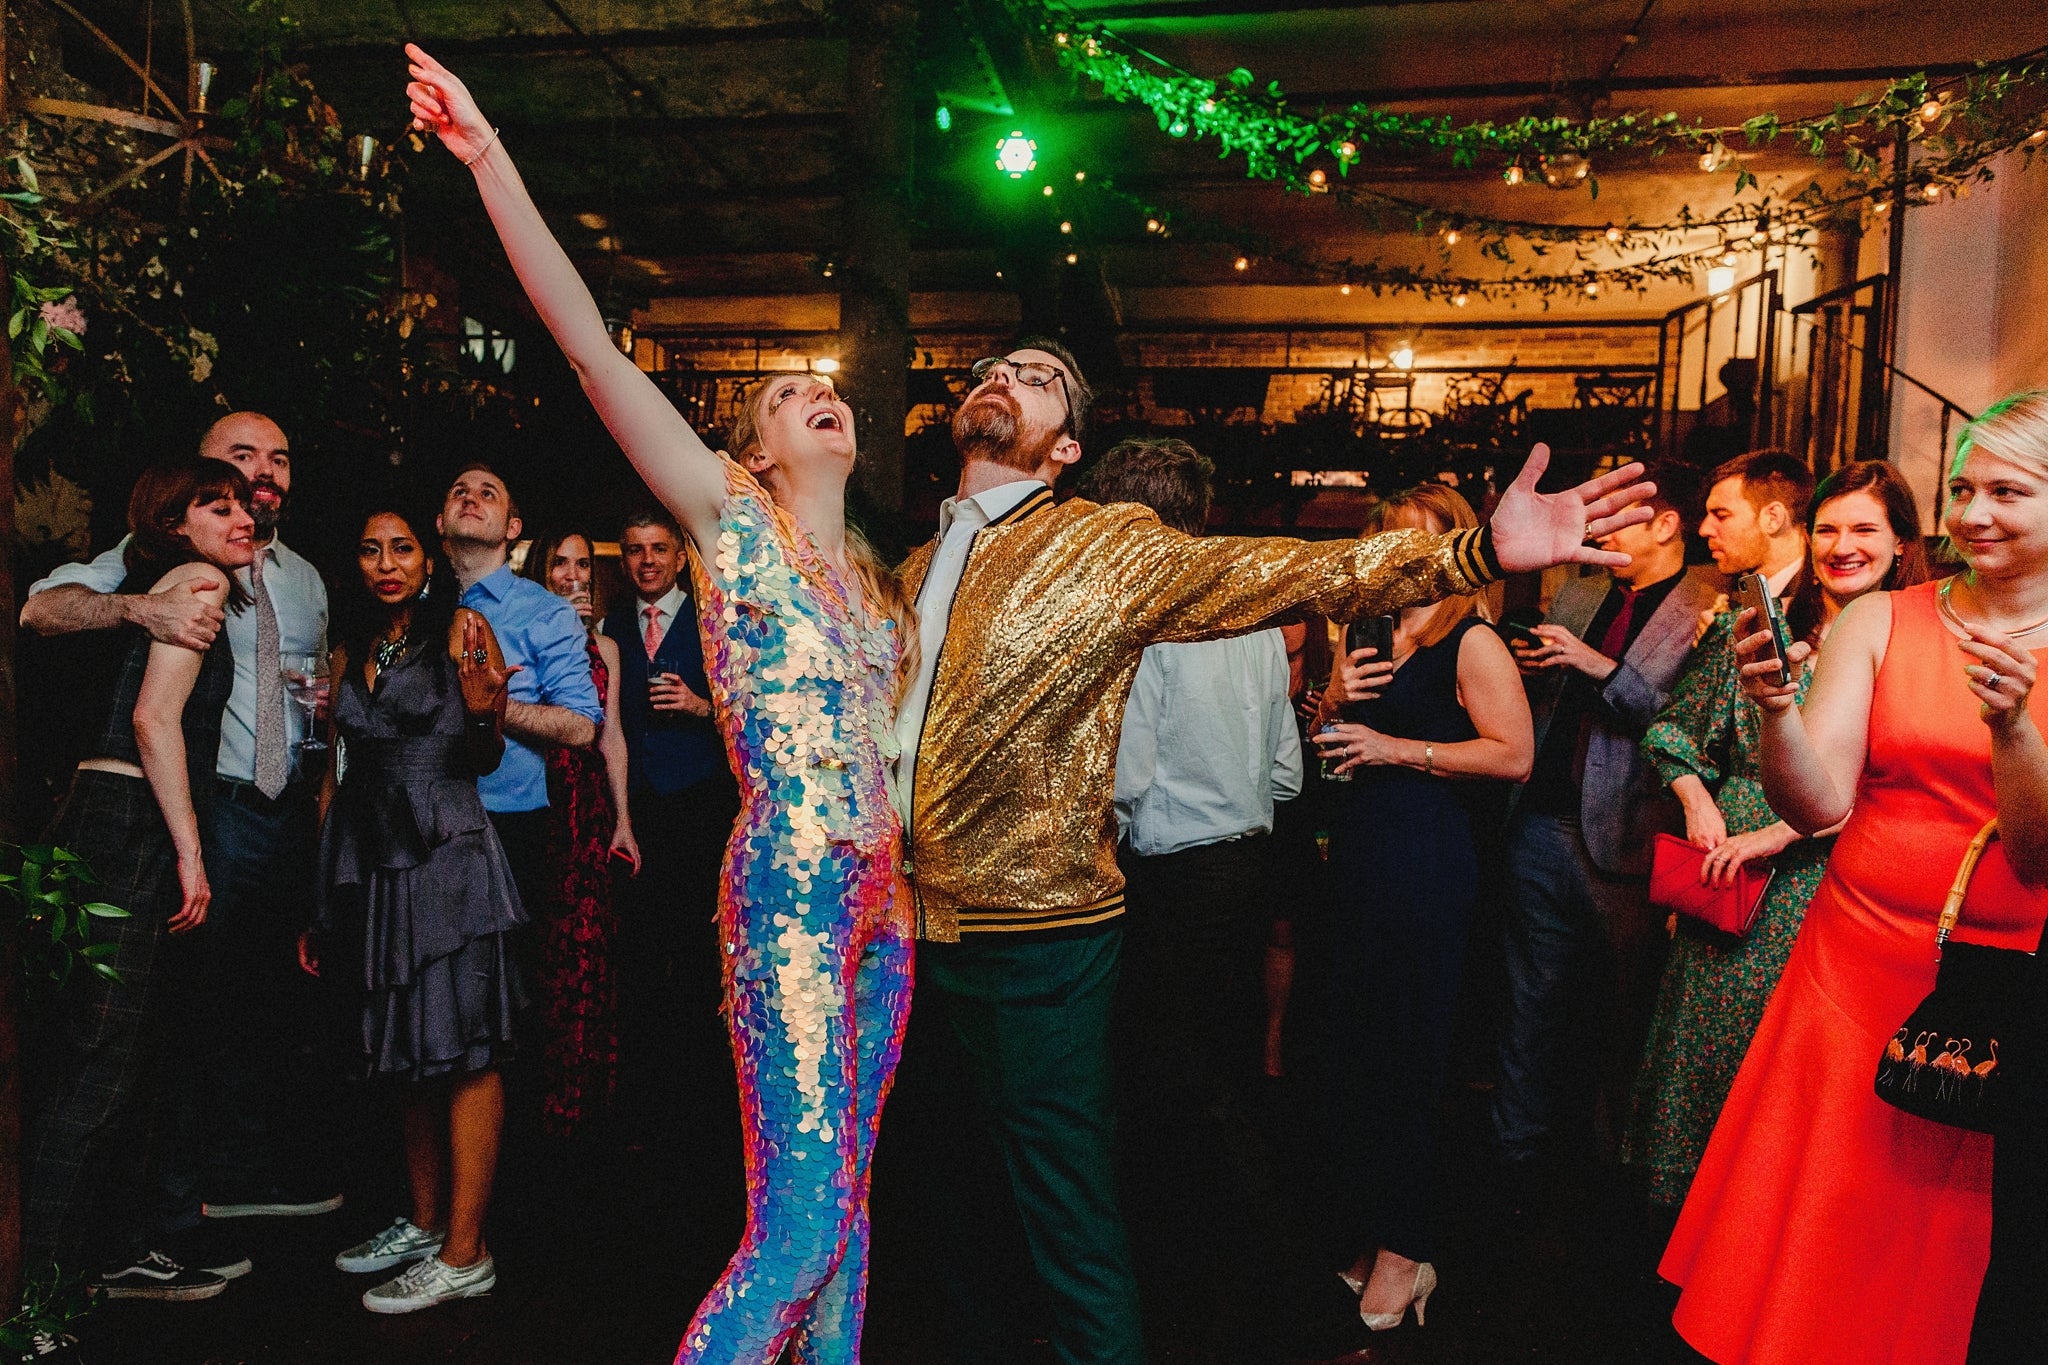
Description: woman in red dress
xmin=522 ymin=527 xmax=639 ymax=1136
xmin=1664 ymin=395 xmax=2048 ymax=1364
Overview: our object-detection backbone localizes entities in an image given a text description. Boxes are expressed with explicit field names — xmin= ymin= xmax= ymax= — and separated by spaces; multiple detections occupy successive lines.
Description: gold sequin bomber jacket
xmin=897 ymin=486 xmax=1502 ymax=941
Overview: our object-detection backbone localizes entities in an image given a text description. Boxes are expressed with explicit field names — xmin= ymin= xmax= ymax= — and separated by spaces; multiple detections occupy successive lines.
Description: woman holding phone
xmin=1307 ymin=484 xmax=1534 ymax=1331
xmin=1663 ymin=396 xmax=2048 ymax=1364
xmin=406 ymin=46 xmax=916 ymax=1362
xmin=1623 ymin=461 xmax=1925 ymax=1209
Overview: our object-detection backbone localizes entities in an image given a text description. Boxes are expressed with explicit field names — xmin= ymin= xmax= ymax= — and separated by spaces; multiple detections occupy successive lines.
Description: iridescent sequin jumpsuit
xmin=675 ymin=462 xmax=914 ymax=1365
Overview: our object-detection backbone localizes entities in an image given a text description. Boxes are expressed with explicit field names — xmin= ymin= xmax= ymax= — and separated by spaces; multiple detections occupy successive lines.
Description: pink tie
xmin=643 ymin=605 xmax=662 ymax=661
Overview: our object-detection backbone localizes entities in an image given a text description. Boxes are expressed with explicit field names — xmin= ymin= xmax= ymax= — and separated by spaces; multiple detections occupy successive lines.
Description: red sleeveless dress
xmin=1662 ymin=581 xmax=2048 ymax=1363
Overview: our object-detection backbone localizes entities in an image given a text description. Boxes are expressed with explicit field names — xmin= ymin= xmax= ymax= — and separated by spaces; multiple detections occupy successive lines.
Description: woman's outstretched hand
xmin=406 ymin=43 xmax=496 ymax=164
xmin=1731 ymin=606 xmax=1810 ymax=714
xmin=1487 ymin=444 xmax=1657 ymax=574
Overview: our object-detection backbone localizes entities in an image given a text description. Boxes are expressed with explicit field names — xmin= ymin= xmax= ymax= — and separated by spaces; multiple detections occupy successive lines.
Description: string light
xmin=1336 ymin=140 xmax=1358 ymax=161
xmin=1233 ymin=255 xmax=1250 ymax=271
xmin=811 ymin=357 xmax=840 ymax=374
xmin=1452 ymin=291 xmax=1469 ymax=307
xmin=1065 ymin=251 xmax=1079 ymax=264
xmin=935 ymin=104 xmax=952 ymax=132
xmin=2029 ymin=128 xmax=2048 ymax=146
xmin=1339 ymin=283 xmax=1352 ymax=295
xmin=1074 ymin=170 xmax=1086 ymax=182
xmin=1390 ymin=341 xmax=1415 ymax=370
xmin=1043 ymin=185 xmax=1054 ymax=196
xmin=1503 ymin=163 xmax=1524 ymax=185
xmin=1145 ymin=218 xmax=1162 ymax=233
xmin=1444 ymin=229 xmax=1460 ymax=245
xmin=1920 ymin=98 xmax=1944 ymax=123
xmin=1059 ymin=220 xmax=1073 ymax=233
xmin=1307 ymin=168 xmax=1328 ymax=190
xmin=1699 ymin=145 xmax=1725 ymax=172
xmin=1054 ymin=31 xmax=1069 ymax=45
xmin=1925 ymin=182 xmax=1943 ymax=200
xmin=1583 ymin=281 xmax=1600 ymax=296
xmin=1604 ymin=225 xmax=1622 ymax=243
xmin=1169 ymin=118 xmax=1189 ymax=137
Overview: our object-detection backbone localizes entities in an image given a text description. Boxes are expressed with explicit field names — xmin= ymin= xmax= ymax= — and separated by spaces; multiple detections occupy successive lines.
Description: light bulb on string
xmin=1452 ymin=291 xmax=1470 ymax=307
xmin=1073 ymin=170 xmax=1086 ymax=182
xmin=1169 ymin=118 xmax=1189 ymax=137
xmin=1145 ymin=218 xmax=1162 ymax=233
xmin=1054 ymin=31 xmax=1069 ymax=45
xmin=1583 ymin=281 xmax=1600 ymax=297
xmin=1925 ymin=182 xmax=1943 ymax=200
xmin=1065 ymin=252 xmax=1079 ymax=265
xmin=1390 ymin=342 xmax=1415 ymax=370
xmin=1336 ymin=140 xmax=1358 ymax=161
xmin=1233 ymin=255 xmax=1250 ymax=272
xmin=1307 ymin=168 xmax=1328 ymax=190
xmin=1604 ymin=225 xmax=1623 ymax=243
xmin=1059 ymin=221 xmax=1072 ymax=234
xmin=1699 ymin=145 xmax=1725 ymax=172
xmin=1339 ymin=283 xmax=1352 ymax=296
xmin=2029 ymin=128 xmax=2048 ymax=147
xmin=1539 ymin=152 xmax=1591 ymax=190
xmin=1920 ymin=98 xmax=1944 ymax=123
xmin=1444 ymin=229 xmax=1460 ymax=246
xmin=1043 ymin=185 xmax=1054 ymax=197
xmin=1503 ymin=163 xmax=1524 ymax=185
xmin=1872 ymin=199 xmax=1891 ymax=216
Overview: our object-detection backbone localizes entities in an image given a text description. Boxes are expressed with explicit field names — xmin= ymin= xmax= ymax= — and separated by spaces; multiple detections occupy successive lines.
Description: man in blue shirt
xmin=436 ymin=463 xmax=603 ymax=909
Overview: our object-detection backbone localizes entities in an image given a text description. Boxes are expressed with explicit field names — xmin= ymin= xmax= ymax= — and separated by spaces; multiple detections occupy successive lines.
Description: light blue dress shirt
xmin=1113 ymin=628 xmax=1303 ymax=857
xmin=460 ymin=563 xmax=605 ymax=813
xmin=30 ymin=535 xmax=330 ymax=784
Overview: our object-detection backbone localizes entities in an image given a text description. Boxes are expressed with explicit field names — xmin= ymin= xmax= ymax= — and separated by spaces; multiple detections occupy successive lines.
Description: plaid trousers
xmin=24 ymin=770 xmax=185 ymax=1272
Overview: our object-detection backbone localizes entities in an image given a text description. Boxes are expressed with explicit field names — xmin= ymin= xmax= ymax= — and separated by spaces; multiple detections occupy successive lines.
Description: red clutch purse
xmin=1649 ymin=832 xmax=1775 ymax=937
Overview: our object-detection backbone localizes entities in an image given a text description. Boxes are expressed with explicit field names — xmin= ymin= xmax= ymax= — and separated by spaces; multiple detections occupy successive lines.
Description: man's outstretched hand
xmin=1488 ymin=444 xmax=1656 ymax=575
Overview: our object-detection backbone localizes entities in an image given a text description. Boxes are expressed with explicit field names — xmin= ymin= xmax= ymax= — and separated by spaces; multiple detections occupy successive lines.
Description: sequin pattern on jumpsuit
xmin=674 ymin=460 xmax=913 ymax=1365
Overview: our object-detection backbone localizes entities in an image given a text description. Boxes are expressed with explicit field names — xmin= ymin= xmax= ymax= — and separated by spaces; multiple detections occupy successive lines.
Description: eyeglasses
xmin=968 ymin=355 xmax=1075 ymax=436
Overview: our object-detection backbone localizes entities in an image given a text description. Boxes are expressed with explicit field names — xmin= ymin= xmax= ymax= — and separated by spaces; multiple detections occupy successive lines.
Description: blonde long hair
xmin=728 ymin=372 xmax=919 ymax=694
xmin=1362 ymin=482 xmax=1492 ymax=649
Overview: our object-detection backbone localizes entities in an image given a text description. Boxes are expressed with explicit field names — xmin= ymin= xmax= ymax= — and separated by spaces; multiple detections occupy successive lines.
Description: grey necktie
xmin=251 ymin=551 xmax=289 ymax=798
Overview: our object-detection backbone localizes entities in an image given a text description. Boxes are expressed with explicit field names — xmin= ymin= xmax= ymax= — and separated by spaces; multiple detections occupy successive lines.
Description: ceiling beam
xmin=280 ymin=22 xmax=830 ymax=64
xmin=1079 ymin=0 xmax=1483 ymax=17
xmin=1290 ymin=60 xmax=2003 ymax=105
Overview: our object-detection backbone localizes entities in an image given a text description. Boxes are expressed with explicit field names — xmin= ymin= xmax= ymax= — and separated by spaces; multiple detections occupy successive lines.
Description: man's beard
xmin=249 ymin=478 xmax=288 ymax=534
xmin=952 ymin=390 xmax=1059 ymax=473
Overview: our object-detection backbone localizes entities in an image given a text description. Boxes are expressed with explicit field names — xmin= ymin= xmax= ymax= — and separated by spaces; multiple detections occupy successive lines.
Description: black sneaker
xmin=163 ymin=1223 xmax=254 ymax=1280
xmin=201 ymin=1186 xmax=343 ymax=1220
xmin=89 ymin=1251 xmax=226 ymax=1302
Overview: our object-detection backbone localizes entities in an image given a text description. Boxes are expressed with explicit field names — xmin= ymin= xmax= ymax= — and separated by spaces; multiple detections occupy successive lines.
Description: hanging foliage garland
xmin=1004 ymin=0 xmax=2048 ymax=296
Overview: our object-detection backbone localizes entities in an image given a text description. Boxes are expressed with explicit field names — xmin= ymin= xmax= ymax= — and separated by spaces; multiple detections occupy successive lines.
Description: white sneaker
xmin=336 ymin=1218 xmax=446 ymax=1274
xmin=362 ymin=1252 xmax=495 ymax=1314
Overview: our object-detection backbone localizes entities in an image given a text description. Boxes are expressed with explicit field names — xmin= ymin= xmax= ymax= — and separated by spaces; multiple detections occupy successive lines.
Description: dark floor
xmin=72 ymin=1015 xmax=1712 ymax=1365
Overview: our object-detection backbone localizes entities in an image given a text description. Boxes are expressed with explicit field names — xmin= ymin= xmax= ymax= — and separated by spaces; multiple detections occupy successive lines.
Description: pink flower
xmin=39 ymin=298 xmax=86 ymax=335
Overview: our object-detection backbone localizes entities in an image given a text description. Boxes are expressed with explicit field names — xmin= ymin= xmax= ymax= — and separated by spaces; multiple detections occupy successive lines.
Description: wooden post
xmin=1870 ymin=121 xmax=1909 ymax=461
xmin=838 ymin=0 xmax=918 ymax=511
xmin=0 ymin=4 xmax=25 ymax=1320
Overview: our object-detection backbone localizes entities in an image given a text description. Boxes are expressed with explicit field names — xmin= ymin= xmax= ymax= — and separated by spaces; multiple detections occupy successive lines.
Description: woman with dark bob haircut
xmin=24 ymin=454 xmax=257 ymax=1300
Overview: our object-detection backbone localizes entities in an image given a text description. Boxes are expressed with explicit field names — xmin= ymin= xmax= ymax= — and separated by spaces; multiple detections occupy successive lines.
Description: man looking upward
xmin=436 ymin=463 xmax=602 ymax=911
xmin=899 ymin=336 xmax=1656 ymax=1365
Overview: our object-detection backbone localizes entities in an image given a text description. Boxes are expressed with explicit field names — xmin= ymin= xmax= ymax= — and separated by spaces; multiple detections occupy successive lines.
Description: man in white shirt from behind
xmin=1084 ymin=437 xmax=1302 ymax=1280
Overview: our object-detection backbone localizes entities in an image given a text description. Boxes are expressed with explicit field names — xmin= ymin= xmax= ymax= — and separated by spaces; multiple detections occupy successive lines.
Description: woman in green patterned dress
xmin=1623 ymin=461 xmax=1927 ymax=1207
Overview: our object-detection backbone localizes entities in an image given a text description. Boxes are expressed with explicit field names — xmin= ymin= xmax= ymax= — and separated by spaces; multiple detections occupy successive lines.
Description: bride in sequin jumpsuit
xmin=408 ymin=48 xmax=916 ymax=1364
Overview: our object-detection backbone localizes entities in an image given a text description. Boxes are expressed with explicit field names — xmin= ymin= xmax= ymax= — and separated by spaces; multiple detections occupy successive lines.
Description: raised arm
xmin=1736 ymin=591 xmax=1888 ymax=833
xmin=405 ymin=44 xmax=723 ymax=549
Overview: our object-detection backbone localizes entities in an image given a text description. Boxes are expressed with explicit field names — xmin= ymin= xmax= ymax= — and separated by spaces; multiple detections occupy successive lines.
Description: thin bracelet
xmin=463 ymin=127 xmax=502 ymax=167
xmin=1423 ymin=742 xmax=1435 ymax=775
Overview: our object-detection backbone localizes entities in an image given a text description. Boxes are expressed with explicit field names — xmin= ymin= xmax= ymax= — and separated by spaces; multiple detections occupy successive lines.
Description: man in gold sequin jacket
xmin=895 ymin=336 xmax=1655 ymax=1365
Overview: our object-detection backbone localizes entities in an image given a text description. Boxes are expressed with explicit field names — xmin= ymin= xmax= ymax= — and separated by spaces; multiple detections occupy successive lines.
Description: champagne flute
xmin=282 ymin=652 xmax=330 ymax=752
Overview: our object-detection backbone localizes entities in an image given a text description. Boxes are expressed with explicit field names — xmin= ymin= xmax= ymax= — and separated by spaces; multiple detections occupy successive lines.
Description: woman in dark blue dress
xmin=1309 ymin=484 xmax=1534 ymax=1332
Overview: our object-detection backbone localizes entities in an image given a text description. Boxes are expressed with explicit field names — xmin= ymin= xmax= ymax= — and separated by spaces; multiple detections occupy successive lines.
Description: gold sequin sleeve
xmin=1095 ymin=504 xmax=1499 ymax=644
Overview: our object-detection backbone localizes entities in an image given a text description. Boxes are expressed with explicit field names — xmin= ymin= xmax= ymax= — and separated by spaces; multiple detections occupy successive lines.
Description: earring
xmin=417 ymin=571 xmax=432 ymax=600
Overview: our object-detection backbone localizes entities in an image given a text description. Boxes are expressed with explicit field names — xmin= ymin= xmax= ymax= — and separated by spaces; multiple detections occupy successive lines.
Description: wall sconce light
xmin=193 ymin=61 xmax=216 ymax=115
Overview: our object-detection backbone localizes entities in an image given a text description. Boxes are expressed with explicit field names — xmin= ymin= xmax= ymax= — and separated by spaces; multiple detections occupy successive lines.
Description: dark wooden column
xmin=0 ymin=12 xmax=25 ymax=1315
xmin=838 ymin=0 xmax=919 ymax=511
xmin=1870 ymin=122 xmax=1910 ymax=461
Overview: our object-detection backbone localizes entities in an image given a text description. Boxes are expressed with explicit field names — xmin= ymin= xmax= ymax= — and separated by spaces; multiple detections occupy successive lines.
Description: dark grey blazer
xmin=1514 ymin=564 xmax=1722 ymax=878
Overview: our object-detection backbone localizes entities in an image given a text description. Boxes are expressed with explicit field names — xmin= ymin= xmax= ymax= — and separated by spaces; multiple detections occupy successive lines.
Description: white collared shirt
xmin=1765 ymin=557 xmax=1802 ymax=599
xmin=636 ymin=583 xmax=688 ymax=656
xmin=1114 ymin=630 xmax=1303 ymax=857
xmin=891 ymin=479 xmax=1045 ymax=816
xmin=30 ymin=534 xmax=330 ymax=782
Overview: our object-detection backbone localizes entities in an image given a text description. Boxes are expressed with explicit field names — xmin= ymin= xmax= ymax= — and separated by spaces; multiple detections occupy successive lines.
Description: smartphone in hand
xmin=1347 ymin=614 xmax=1397 ymax=664
xmin=1733 ymin=572 xmax=1793 ymax=686
xmin=1498 ymin=618 xmax=1544 ymax=649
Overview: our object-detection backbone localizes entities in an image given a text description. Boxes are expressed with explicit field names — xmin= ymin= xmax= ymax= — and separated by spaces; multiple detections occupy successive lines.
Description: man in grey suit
xmin=1492 ymin=464 xmax=1718 ymax=1170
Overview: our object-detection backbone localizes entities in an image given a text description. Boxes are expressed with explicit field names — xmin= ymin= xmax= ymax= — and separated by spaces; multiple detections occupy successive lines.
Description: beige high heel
xmin=1359 ymin=1260 xmax=1437 ymax=1331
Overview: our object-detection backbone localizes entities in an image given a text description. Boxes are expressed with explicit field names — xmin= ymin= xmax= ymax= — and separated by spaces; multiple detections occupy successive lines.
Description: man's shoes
xmin=163 ymin=1223 xmax=254 ymax=1281
xmin=336 ymin=1218 xmax=446 ymax=1275
xmin=201 ymin=1186 xmax=343 ymax=1220
xmin=362 ymin=1253 xmax=495 ymax=1314
xmin=88 ymin=1251 xmax=227 ymax=1302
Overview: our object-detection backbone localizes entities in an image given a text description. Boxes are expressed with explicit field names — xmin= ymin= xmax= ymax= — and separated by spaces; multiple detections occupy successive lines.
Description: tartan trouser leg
xmin=24 ymin=772 xmax=178 ymax=1274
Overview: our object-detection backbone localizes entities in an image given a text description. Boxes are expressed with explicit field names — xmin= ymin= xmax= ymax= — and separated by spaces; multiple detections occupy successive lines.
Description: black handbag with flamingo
xmin=1874 ymin=821 xmax=2046 ymax=1134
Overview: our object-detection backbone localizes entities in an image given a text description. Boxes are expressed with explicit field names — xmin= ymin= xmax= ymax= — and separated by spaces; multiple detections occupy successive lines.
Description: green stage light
xmin=935 ymin=104 xmax=952 ymax=132
xmin=995 ymin=131 xmax=1038 ymax=178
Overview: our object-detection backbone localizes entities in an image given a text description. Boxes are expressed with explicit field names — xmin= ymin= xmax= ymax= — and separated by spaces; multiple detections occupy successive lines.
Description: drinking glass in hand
xmin=1318 ymin=722 xmax=1352 ymax=783
xmin=282 ymin=652 xmax=330 ymax=752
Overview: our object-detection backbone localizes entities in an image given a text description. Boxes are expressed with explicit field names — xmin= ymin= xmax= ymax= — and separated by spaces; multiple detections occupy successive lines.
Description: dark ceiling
xmin=52 ymin=1 xmax=2048 ymax=312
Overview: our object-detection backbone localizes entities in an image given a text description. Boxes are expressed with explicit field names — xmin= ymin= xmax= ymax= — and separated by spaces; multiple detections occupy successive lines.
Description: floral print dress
xmin=1621 ymin=608 xmax=1833 ymax=1207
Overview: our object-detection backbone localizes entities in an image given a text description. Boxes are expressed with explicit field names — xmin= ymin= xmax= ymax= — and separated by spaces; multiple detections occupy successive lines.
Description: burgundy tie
xmin=1571 ymin=586 xmax=1640 ymax=788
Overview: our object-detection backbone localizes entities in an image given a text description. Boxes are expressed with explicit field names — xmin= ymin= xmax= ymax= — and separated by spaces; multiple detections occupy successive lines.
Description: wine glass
xmin=282 ymin=652 xmax=330 ymax=752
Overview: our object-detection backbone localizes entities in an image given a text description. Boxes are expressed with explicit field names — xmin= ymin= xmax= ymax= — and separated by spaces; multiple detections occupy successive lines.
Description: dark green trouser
xmin=921 ymin=925 xmax=1146 ymax=1365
